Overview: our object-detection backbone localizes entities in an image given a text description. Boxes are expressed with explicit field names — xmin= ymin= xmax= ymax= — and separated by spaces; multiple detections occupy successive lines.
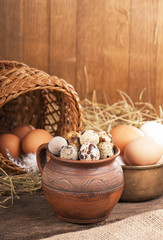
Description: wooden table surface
xmin=0 ymin=194 xmax=163 ymax=240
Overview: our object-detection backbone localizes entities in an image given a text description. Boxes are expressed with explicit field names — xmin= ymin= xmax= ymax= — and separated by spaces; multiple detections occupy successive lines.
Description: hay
xmin=0 ymin=168 xmax=42 ymax=208
xmin=81 ymin=89 xmax=163 ymax=132
xmin=0 ymin=89 xmax=163 ymax=207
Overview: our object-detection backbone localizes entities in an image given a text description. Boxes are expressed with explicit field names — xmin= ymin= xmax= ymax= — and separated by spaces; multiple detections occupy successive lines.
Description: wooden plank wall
xmin=0 ymin=0 xmax=163 ymax=109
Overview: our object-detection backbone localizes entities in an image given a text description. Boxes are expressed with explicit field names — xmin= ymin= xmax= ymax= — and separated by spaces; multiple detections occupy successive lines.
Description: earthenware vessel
xmin=121 ymin=163 xmax=163 ymax=202
xmin=37 ymin=144 xmax=124 ymax=224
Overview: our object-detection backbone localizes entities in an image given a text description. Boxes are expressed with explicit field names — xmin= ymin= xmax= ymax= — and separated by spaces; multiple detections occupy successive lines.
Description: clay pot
xmin=121 ymin=163 xmax=163 ymax=202
xmin=37 ymin=144 xmax=124 ymax=224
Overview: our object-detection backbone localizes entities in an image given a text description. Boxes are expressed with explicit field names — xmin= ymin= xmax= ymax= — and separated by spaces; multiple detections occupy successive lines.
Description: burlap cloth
xmin=42 ymin=209 xmax=163 ymax=240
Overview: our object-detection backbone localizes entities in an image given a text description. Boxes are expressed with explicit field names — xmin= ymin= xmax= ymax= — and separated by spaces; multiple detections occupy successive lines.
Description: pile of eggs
xmin=0 ymin=121 xmax=162 ymax=168
xmin=0 ymin=125 xmax=53 ymax=159
xmin=110 ymin=122 xmax=163 ymax=166
xmin=48 ymin=130 xmax=115 ymax=161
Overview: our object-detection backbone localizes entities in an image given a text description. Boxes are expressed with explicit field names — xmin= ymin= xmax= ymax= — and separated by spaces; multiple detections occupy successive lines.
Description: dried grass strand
xmin=81 ymin=90 xmax=163 ymax=132
xmin=0 ymin=167 xmax=19 ymax=208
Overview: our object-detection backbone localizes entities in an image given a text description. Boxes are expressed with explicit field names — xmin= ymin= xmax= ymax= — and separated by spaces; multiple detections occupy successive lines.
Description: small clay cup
xmin=120 ymin=163 xmax=163 ymax=202
xmin=37 ymin=144 xmax=124 ymax=224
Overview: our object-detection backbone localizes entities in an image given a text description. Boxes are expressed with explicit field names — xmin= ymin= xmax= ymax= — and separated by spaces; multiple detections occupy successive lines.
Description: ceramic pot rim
xmin=47 ymin=145 xmax=120 ymax=165
xmin=122 ymin=162 xmax=163 ymax=170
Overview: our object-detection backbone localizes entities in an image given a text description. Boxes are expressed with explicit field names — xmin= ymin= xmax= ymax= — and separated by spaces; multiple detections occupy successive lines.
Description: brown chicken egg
xmin=110 ymin=125 xmax=144 ymax=154
xmin=11 ymin=124 xmax=35 ymax=141
xmin=124 ymin=136 xmax=163 ymax=166
xmin=22 ymin=129 xmax=53 ymax=154
xmin=0 ymin=133 xmax=22 ymax=159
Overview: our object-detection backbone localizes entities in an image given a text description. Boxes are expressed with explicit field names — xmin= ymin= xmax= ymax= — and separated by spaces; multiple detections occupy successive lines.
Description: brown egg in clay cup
xmin=11 ymin=124 xmax=35 ymax=141
xmin=22 ymin=129 xmax=53 ymax=154
xmin=110 ymin=125 xmax=144 ymax=155
xmin=121 ymin=137 xmax=163 ymax=202
xmin=0 ymin=133 xmax=22 ymax=159
xmin=124 ymin=136 xmax=163 ymax=166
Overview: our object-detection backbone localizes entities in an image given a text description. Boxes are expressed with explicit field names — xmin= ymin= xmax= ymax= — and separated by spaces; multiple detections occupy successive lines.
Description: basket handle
xmin=37 ymin=143 xmax=48 ymax=174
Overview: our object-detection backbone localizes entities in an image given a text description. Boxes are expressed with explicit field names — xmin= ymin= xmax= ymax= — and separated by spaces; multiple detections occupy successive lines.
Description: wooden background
xmin=0 ymin=0 xmax=163 ymax=108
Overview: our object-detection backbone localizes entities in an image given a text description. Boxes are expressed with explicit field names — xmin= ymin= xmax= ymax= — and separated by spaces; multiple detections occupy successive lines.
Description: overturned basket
xmin=0 ymin=60 xmax=82 ymax=174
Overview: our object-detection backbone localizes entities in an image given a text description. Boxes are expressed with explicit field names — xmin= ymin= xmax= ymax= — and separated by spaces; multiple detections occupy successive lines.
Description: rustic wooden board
xmin=0 ymin=0 xmax=163 ymax=107
xmin=49 ymin=0 xmax=77 ymax=87
xmin=155 ymin=0 xmax=163 ymax=109
xmin=0 ymin=194 xmax=163 ymax=240
xmin=22 ymin=0 xmax=49 ymax=73
xmin=0 ymin=0 xmax=22 ymax=61
xmin=103 ymin=0 xmax=130 ymax=104
xmin=128 ymin=0 xmax=158 ymax=104
xmin=76 ymin=0 xmax=106 ymax=101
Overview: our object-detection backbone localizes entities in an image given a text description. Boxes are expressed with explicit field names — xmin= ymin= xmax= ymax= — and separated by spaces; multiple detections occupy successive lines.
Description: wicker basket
xmin=0 ymin=60 xmax=82 ymax=174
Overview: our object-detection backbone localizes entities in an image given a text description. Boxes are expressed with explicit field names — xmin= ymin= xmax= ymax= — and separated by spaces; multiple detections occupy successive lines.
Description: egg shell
xmin=11 ymin=124 xmax=35 ymax=141
xmin=64 ymin=131 xmax=81 ymax=151
xmin=97 ymin=141 xmax=114 ymax=159
xmin=79 ymin=142 xmax=100 ymax=161
xmin=157 ymin=155 xmax=163 ymax=164
xmin=124 ymin=136 xmax=163 ymax=166
xmin=122 ymin=154 xmax=132 ymax=165
xmin=80 ymin=130 xmax=99 ymax=145
xmin=48 ymin=136 xmax=68 ymax=156
xmin=22 ymin=129 xmax=53 ymax=154
xmin=60 ymin=145 xmax=78 ymax=160
xmin=140 ymin=121 xmax=163 ymax=146
xmin=110 ymin=125 xmax=144 ymax=154
xmin=0 ymin=133 xmax=22 ymax=159
xmin=98 ymin=131 xmax=113 ymax=146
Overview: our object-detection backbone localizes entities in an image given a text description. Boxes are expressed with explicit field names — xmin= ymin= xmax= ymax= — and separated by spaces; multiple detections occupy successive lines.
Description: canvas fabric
xmin=42 ymin=209 xmax=163 ymax=240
